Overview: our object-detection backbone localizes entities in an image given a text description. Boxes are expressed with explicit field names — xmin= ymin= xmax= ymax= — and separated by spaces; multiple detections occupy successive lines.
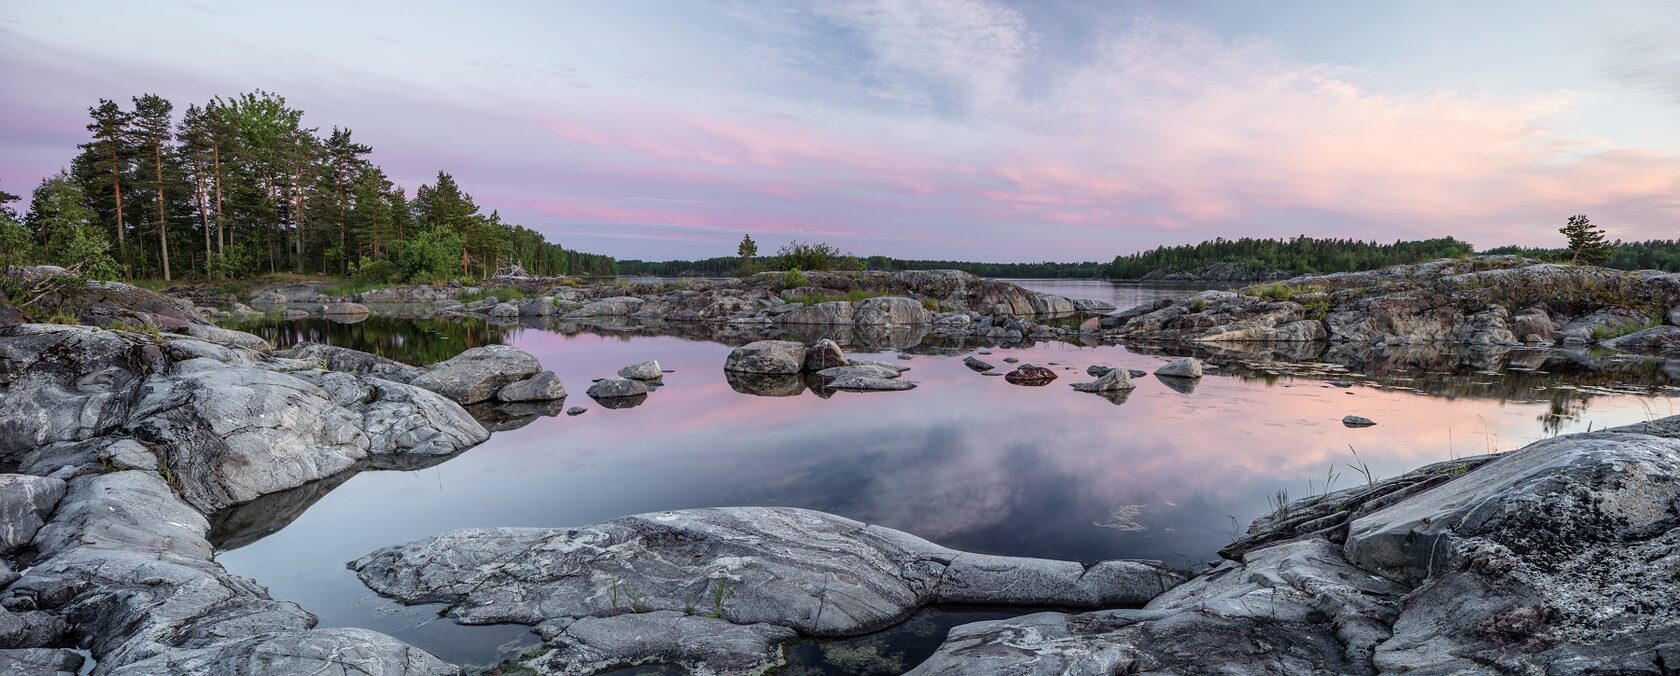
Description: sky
xmin=2 ymin=0 xmax=1677 ymax=262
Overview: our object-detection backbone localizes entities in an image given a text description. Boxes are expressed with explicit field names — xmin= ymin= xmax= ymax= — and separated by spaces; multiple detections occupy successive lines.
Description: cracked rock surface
xmin=351 ymin=507 xmax=1185 ymax=672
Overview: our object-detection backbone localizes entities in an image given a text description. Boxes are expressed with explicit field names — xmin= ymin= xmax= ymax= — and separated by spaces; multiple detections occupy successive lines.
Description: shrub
xmin=781 ymin=268 xmax=809 ymax=289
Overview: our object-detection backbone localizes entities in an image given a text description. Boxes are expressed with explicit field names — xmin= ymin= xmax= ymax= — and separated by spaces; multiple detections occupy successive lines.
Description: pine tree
xmin=737 ymin=233 xmax=757 ymax=274
xmin=130 ymin=94 xmax=175 ymax=281
xmin=1559 ymin=214 xmax=1609 ymax=265
xmin=81 ymin=100 xmax=131 ymax=271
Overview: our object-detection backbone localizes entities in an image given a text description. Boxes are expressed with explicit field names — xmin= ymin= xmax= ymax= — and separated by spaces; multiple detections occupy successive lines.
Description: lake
xmin=215 ymin=281 xmax=1678 ymax=673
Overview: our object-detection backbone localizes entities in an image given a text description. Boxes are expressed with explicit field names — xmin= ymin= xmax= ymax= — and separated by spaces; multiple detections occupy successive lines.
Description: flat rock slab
xmin=351 ymin=507 xmax=1184 ymax=642
xmin=525 ymin=611 xmax=796 ymax=676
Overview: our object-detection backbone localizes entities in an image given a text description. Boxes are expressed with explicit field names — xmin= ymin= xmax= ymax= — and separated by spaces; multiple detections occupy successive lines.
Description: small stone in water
xmin=566 ymin=407 xmax=586 ymax=416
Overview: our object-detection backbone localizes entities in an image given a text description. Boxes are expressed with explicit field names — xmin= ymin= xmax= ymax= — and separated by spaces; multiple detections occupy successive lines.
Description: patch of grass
xmin=708 ymin=579 xmax=727 ymax=619
xmin=1302 ymin=298 xmax=1331 ymax=321
xmin=458 ymin=287 xmax=528 ymax=304
xmin=920 ymin=297 xmax=940 ymax=311
xmin=323 ymin=279 xmax=396 ymax=298
xmin=788 ymin=289 xmax=885 ymax=306
xmin=1346 ymin=445 xmax=1378 ymax=486
xmin=781 ymin=268 xmax=809 ymax=289
xmin=1590 ymin=317 xmax=1658 ymax=341
xmin=1188 ymin=297 xmax=1207 ymax=312
xmin=1267 ymin=488 xmax=1290 ymax=521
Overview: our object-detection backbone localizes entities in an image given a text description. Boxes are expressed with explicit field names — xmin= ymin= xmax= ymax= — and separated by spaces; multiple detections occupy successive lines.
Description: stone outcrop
xmin=352 ymin=507 xmax=1184 ymax=674
xmin=1154 ymin=356 xmax=1203 ymax=378
xmin=411 ymin=344 xmax=553 ymax=405
xmin=1003 ymin=364 xmax=1057 ymax=385
xmin=723 ymin=340 xmax=807 ymax=374
xmin=910 ymin=416 xmax=1680 ymax=675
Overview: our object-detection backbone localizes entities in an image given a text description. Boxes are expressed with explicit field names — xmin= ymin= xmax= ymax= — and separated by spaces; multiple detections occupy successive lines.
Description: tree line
xmin=1103 ymin=236 xmax=1476 ymax=279
xmin=1482 ymin=240 xmax=1680 ymax=271
xmin=0 ymin=90 xmax=615 ymax=284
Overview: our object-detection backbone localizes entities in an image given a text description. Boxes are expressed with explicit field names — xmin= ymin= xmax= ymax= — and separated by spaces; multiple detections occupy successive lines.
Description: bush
xmin=782 ymin=268 xmax=809 ymax=289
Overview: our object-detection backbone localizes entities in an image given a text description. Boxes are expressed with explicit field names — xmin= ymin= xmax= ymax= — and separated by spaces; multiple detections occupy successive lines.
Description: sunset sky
xmin=3 ymin=0 xmax=1677 ymax=261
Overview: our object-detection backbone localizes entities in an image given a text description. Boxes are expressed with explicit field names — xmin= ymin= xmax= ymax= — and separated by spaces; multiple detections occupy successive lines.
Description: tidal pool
xmin=215 ymin=283 xmax=1679 ymax=672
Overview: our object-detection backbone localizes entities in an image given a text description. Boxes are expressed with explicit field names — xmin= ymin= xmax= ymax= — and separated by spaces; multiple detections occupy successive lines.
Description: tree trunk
xmin=292 ymin=163 xmax=305 ymax=273
xmin=213 ymin=143 xmax=224 ymax=257
xmin=155 ymin=141 xmax=170 ymax=282
xmin=195 ymin=161 xmax=211 ymax=278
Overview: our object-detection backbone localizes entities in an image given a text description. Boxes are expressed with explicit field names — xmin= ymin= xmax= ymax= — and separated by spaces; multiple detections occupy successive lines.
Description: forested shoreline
xmin=0 ymin=90 xmax=616 ymax=286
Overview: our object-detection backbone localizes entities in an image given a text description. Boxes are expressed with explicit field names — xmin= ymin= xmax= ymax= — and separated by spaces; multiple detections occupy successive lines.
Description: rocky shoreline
xmin=2 ymin=259 xmax=1678 ymax=674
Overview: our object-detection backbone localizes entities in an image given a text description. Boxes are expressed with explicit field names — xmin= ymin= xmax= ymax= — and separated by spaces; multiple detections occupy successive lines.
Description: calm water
xmin=215 ymin=283 xmax=1679 ymax=672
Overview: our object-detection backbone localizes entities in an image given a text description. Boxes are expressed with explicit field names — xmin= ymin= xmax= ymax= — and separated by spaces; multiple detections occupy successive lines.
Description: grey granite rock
xmin=0 ymin=649 xmax=83 ymax=675
xmin=498 ymin=370 xmax=567 ymax=402
xmin=411 ymin=344 xmax=543 ymax=404
xmin=0 ymin=475 xmax=66 ymax=555
xmin=1342 ymin=415 xmax=1377 ymax=427
xmin=586 ymin=378 xmax=648 ymax=399
xmin=1154 ymin=357 xmax=1203 ymax=378
xmin=1070 ymin=368 xmax=1135 ymax=393
xmin=350 ymin=507 xmax=1183 ymax=640
xmin=853 ymin=297 xmax=930 ymax=326
xmin=616 ymin=360 xmax=663 ymax=380
xmin=524 ymin=612 xmax=796 ymax=676
xmin=723 ymin=340 xmax=807 ymax=374
xmin=963 ymin=356 xmax=995 ymax=371
xmin=279 ymin=341 xmax=426 ymax=383
xmin=803 ymin=338 xmax=847 ymax=371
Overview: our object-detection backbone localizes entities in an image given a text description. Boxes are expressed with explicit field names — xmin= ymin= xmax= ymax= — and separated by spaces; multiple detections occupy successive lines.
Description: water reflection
xmin=212 ymin=305 xmax=1679 ymax=670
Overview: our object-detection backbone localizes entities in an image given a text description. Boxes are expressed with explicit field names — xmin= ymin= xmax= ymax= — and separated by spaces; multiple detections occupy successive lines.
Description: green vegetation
xmin=1591 ymin=317 xmax=1659 ymax=341
xmin=3 ymin=90 xmax=615 ymax=288
xmin=787 ymin=289 xmax=884 ymax=306
xmin=457 ymin=287 xmax=528 ymax=304
xmin=781 ymin=268 xmax=810 ymax=288
xmin=736 ymin=233 xmax=758 ymax=274
xmin=1558 ymin=214 xmax=1610 ymax=265
xmin=1482 ymin=239 xmax=1679 ymax=271
xmin=1104 ymin=236 xmax=1474 ymax=279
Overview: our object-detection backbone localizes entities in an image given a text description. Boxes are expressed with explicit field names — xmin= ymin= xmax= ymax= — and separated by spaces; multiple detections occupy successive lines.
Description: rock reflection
xmin=465 ymin=399 xmax=568 ymax=432
xmin=591 ymin=393 xmax=649 ymax=409
xmin=725 ymin=370 xmax=808 ymax=397
xmin=1156 ymin=375 xmax=1199 ymax=395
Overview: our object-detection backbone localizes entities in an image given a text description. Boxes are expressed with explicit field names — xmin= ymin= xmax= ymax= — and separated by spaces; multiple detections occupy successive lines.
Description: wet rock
xmin=13 ymin=471 xmax=457 ymax=675
xmin=1154 ymin=357 xmax=1203 ymax=378
xmin=1070 ymin=368 xmax=1135 ymax=393
xmin=616 ymin=360 xmax=663 ymax=380
xmin=1601 ymin=324 xmax=1680 ymax=354
xmin=1342 ymin=415 xmax=1377 ymax=427
xmin=1004 ymin=364 xmax=1057 ymax=385
xmin=498 ymin=370 xmax=567 ymax=402
xmin=350 ymin=507 xmax=1184 ymax=641
xmin=0 ymin=475 xmax=66 ymax=555
xmin=963 ymin=356 xmax=995 ymax=371
xmin=1070 ymin=298 xmax=1117 ymax=313
xmin=724 ymin=371 xmax=807 ymax=397
xmin=803 ymin=339 xmax=847 ymax=371
xmin=525 ymin=612 xmax=797 ymax=676
xmin=0 ymin=649 xmax=83 ymax=675
xmin=279 ymin=341 xmax=426 ymax=383
xmin=411 ymin=344 xmax=543 ymax=404
xmin=586 ymin=378 xmax=648 ymax=400
xmin=565 ymin=407 xmax=586 ymax=416
xmin=723 ymin=340 xmax=807 ymax=374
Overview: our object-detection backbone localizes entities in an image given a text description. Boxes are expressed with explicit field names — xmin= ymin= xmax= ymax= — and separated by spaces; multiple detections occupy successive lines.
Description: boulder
xmin=963 ymin=356 xmax=995 ymax=372
xmin=617 ymin=360 xmax=663 ymax=380
xmin=279 ymin=342 xmax=426 ymax=383
xmin=1600 ymin=324 xmax=1680 ymax=354
xmin=853 ymin=297 xmax=930 ymax=326
xmin=825 ymin=376 xmax=916 ymax=391
xmin=586 ymin=378 xmax=649 ymax=399
xmin=497 ymin=371 xmax=567 ymax=402
xmin=803 ymin=339 xmax=847 ymax=371
xmin=1342 ymin=415 xmax=1377 ymax=427
xmin=1154 ymin=357 xmax=1203 ymax=378
xmin=249 ymin=291 xmax=287 ymax=307
xmin=776 ymin=301 xmax=854 ymax=325
xmin=723 ymin=340 xmax=807 ymax=374
xmin=488 ymin=302 xmax=520 ymax=318
xmin=322 ymin=302 xmax=369 ymax=316
xmin=1004 ymin=364 xmax=1057 ymax=385
xmin=1070 ymin=298 xmax=1117 ymax=313
xmin=0 ymin=649 xmax=83 ymax=675
xmin=411 ymin=345 xmax=543 ymax=404
xmin=1670 ymin=306 xmax=1680 ymax=326
xmin=518 ymin=298 xmax=558 ymax=316
xmin=565 ymin=296 xmax=644 ymax=318
xmin=1070 ymin=368 xmax=1135 ymax=393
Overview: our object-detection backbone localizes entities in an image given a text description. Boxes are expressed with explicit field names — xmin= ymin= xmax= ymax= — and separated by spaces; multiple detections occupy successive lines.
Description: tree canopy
xmin=12 ymin=90 xmax=615 ymax=284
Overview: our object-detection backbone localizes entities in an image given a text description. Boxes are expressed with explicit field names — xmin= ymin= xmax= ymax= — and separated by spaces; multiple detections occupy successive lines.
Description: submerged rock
xmin=1003 ymin=364 xmax=1057 ymax=385
xmin=585 ymin=378 xmax=648 ymax=400
xmin=1071 ymin=368 xmax=1135 ymax=393
xmin=1342 ymin=415 xmax=1377 ymax=427
xmin=411 ymin=344 xmax=543 ymax=404
xmin=963 ymin=356 xmax=995 ymax=372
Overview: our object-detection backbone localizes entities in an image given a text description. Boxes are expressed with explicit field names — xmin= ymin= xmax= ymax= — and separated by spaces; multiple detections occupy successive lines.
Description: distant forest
xmin=616 ymin=256 xmax=1104 ymax=278
xmin=1102 ymin=236 xmax=1476 ymax=278
xmin=0 ymin=90 xmax=616 ymax=285
xmin=1481 ymin=240 xmax=1680 ymax=272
